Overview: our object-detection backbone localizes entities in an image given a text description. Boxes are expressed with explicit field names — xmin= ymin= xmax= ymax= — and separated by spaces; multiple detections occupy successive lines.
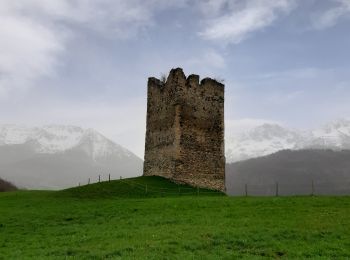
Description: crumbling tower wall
xmin=143 ymin=68 xmax=225 ymax=191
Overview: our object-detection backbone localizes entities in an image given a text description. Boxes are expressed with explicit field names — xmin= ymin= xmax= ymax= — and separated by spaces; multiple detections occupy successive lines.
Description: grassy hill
xmin=0 ymin=176 xmax=350 ymax=258
xmin=58 ymin=176 xmax=223 ymax=198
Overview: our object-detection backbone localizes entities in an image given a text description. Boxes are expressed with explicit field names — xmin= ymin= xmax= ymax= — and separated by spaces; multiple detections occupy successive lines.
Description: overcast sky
xmin=0 ymin=0 xmax=350 ymax=157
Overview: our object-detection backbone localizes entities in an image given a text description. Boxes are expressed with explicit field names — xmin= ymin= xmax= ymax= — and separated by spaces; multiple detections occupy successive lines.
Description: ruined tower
xmin=143 ymin=68 xmax=225 ymax=191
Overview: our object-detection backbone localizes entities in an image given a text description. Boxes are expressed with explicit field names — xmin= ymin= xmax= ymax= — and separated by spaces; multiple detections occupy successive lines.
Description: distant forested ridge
xmin=226 ymin=149 xmax=350 ymax=196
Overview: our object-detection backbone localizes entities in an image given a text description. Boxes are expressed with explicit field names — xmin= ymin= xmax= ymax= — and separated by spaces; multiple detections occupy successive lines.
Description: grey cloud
xmin=0 ymin=0 xmax=186 ymax=98
xmin=198 ymin=0 xmax=296 ymax=44
xmin=311 ymin=0 xmax=350 ymax=29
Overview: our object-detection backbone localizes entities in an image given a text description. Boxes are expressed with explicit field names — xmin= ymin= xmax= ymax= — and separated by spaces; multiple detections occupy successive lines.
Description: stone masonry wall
xmin=143 ymin=68 xmax=225 ymax=191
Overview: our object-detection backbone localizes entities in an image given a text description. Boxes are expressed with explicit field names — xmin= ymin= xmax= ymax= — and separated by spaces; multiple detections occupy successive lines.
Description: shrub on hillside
xmin=0 ymin=178 xmax=17 ymax=192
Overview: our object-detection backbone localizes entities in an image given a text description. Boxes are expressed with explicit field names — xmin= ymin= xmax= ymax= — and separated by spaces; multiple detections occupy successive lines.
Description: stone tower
xmin=143 ymin=68 xmax=225 ymax=191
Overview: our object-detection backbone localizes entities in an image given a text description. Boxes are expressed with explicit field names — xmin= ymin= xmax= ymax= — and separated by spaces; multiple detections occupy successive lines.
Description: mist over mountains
xmin=226 ymin=149 xmax=350 ymax=196
xmin=226 ymin=119 xmax=350 ymax=163
xmin=1 ymin=119 xmax=350 ymax=191
xmin=225 ymin=119 xmax=350 ymax=196
xmin=0 ymin=125 xmax=143 ymax=189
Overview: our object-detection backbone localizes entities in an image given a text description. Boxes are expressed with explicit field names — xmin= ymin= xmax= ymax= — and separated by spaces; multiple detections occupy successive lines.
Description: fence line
xmin=124 ymin=178 xmax=195 ymax=191
xmin=79 ymin=174 xmax=222 ymax=196
xmin=228 ymin=180 xmax=350 ymax=196
xmin=79 ymin=175 xmax=350 ymax=196
xmin=119 ymin=179 xmax=221 ymax=195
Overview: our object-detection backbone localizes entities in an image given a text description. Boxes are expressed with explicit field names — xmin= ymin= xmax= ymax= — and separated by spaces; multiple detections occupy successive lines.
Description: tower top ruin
xmin=143 ymin=68 xmax=225 ymax=191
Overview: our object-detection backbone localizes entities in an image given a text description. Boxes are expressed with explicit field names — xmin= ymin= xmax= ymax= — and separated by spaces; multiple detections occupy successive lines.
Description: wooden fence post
xmin=276 ymin=182 xmax=279 ymax=197
xmin=109 ymin=174 xmax=111 ymax=182
xmin=245 ymin=184 xmax=248 ymax=197
xmin=99 ymin=175 xmax=101 ymax=183
xmin=311 ymin=180 xmax=314 ymax=196
xmin=88 ymin=178 xmax=90 ymax=185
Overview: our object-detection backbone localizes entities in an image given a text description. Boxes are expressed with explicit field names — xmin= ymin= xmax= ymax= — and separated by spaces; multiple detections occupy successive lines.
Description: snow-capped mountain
xmin=0 ymin=125 xmax=143 ymax=189
xmin=0 ymin=125 xmax=134 ymax=160
xmin=226 ymin=124 xmax=307 ymax=163
xmin=226 ymin=119 xmax=350 ymax=163
xmin=2 ymin=120 xmax=350 ymax=188
xmin=308 ymin=119 xmax=350 ymax=149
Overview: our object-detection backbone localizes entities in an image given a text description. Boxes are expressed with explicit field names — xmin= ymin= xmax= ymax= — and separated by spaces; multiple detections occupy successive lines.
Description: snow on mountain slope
xmin=0 ymin=125 xmax=38 ymax=145
xmin=226 ymin=124 xmax=307 ymax=163
xmin=308 ymin=119 xmax=350 ymax=149
xmin=0 ymin=124 xmax=143 ymax=189
xmin=0 ymin=125 xmax=133 ymax=160
xmin=2 ymin=119 xmax=350 ymax=179
xmin=226 ymin=119 xmax=350 ymax=163
xmin=74 ymin=128 xmax=134 ymax=160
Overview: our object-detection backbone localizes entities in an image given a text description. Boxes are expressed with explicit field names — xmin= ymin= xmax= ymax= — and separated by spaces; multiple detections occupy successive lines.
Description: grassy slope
xmin=0 ymin=176 xmax=349 ymax=259
xmin=58 ymin=176 xmax=223 ymax=198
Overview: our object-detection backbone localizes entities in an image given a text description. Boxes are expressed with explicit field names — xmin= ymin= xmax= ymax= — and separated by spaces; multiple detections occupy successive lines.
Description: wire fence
xmin=122 ymin=178 xmax=224 ymax=196
xmin=78 ymin=174 xmax=223 ymax=196
xmin=227 ymin=181 xmax=350 ymax=196
xmin=77 ymin=175 xmax=350 ymax=196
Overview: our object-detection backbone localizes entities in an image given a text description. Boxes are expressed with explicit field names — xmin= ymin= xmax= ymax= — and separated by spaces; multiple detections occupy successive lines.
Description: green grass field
xmin=1 ymin=176 xmax=350 ymax=259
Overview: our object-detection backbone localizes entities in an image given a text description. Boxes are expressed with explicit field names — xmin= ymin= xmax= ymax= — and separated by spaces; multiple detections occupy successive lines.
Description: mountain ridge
xmin=0 ymin=125 xmax=143 ymax=189
xmin=226 ymin=118 xmax=350 ymax=163
xmin=226 ymin=149 xmax=350 ymax=196
xmin=0 ymin=124 xmax=134 ymax=160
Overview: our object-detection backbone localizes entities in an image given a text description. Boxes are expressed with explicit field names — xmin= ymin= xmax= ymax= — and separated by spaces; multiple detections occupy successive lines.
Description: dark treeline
xmin=226 ymin=149 xmax=350 ymax=196
xmin=0 ymin=177 xmax=17 ymax=192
